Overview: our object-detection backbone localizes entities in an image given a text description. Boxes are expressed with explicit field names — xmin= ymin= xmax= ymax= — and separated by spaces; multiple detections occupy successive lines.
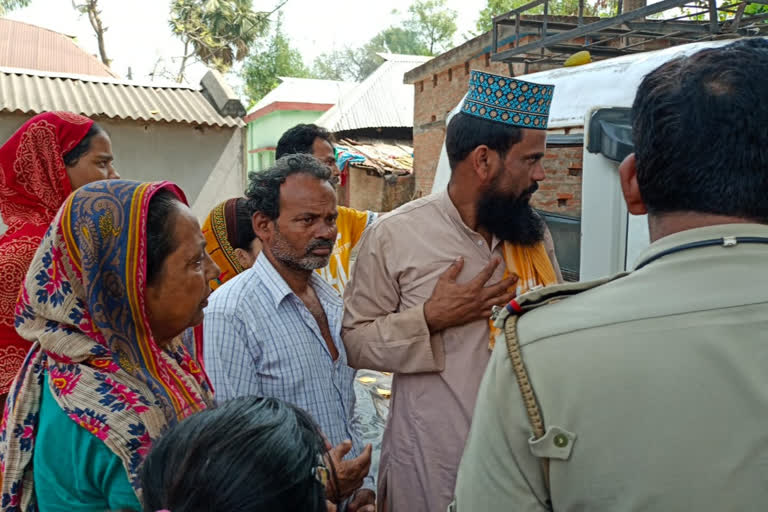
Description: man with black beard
xmin=204 ymin=154 xmax=375 ymax=512
xmin=342 ymin=70 xmax=562 ymax=512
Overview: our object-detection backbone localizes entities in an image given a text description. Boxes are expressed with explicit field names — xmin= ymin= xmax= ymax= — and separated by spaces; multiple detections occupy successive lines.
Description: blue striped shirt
xmin=203 ymin=252 xmax=373 ymax=489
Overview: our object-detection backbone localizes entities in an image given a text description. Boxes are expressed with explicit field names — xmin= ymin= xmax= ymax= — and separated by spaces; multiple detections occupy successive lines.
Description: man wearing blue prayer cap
xmin=342 ymin=70 xmax=562 ymax=512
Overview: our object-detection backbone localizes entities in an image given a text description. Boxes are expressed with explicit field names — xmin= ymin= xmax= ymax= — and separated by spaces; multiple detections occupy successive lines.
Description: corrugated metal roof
xmin=338 ymin=138 xmax=413 ymax=175
xmin=247 ymin=77 xmax=358 ymax=114
xmin=0 ymin=67 xmax=244 ymax=128
xmin=0 ymin=19 xmax=116 ymax=78
xmin=317 ymin=53 xmax=431 ymax=132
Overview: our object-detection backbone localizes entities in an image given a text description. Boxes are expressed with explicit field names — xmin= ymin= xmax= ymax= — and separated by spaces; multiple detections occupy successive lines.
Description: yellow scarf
xmin=488 ymin=241 xmax=558 ymax=349
xmin=202 ymin=199 xmax=245 ymax=291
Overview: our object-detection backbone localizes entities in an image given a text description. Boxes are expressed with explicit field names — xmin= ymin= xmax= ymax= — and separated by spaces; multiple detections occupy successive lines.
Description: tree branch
xmin=266 ymin=0 xmax=290 ymax=17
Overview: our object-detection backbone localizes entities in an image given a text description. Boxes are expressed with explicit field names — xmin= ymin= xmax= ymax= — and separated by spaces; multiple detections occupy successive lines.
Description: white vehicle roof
xmin=525 ymin=38 xmax=755 ymax=129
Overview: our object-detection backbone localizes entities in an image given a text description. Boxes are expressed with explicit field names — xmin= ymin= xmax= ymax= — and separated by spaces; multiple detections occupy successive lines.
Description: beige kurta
xmin=342 ymin=190 xmax=560 ymax=512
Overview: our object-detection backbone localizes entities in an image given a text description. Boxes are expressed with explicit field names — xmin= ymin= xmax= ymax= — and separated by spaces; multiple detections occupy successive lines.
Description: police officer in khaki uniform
xmin=452 ymin=38 xmax=768 ymax=511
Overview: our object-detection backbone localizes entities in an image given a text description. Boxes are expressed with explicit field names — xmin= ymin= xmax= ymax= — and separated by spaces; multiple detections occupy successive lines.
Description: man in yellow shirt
xmin=276 ymin=124 xmax=377 ymax=295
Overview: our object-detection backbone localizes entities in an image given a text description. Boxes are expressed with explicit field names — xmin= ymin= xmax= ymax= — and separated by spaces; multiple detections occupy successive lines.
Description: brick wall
xmin=413 ymin=127 xmax=445 ymax=194
xmin=532 ymin=146 xmax=583 ymax=217
xmin=382 ymin=174 xmax=416 ymax=211
xmin=347 ymin=166 xmax=416 ymax=212
xmin=348 ymin=166 xmax=384 ymax=212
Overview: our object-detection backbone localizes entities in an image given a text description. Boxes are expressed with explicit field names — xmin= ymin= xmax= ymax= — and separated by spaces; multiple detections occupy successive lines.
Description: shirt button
xmin=477 ymin=240 xmax=483 ymax=246
xmin=554 ymin=433 xmax=569 ymax=448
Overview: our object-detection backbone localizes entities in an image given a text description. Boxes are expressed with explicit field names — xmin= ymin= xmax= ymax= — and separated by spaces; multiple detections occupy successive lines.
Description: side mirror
xmin=586 ymin=108 xmax=633 ymax=163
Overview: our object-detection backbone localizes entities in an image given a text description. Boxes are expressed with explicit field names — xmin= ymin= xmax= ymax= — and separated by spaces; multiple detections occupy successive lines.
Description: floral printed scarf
xmin=0 ymin=180 xmax=214 ymax=510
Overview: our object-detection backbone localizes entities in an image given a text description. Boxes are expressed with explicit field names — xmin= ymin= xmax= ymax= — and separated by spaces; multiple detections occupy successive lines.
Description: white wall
xmin=0 ymin=113 xmax=246 ymax=235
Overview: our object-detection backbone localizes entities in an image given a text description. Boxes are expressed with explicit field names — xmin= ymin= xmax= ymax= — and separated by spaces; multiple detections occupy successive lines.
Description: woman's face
xmin=66 ymin=131 xmax=119 ymax=190
xmin=145 ymin=202 xmax=220 ymax=345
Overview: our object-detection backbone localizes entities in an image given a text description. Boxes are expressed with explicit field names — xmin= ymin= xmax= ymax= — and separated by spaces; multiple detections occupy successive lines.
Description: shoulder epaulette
xmin=492 ymin=272 xmax=627 ymax=329
xmin=492 ymin=271 xmax=628 ymax=499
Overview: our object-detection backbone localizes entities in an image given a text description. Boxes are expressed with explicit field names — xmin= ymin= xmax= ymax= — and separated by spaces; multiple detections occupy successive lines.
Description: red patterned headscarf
xmin=0 ymin=112 xmax=94 ymax=395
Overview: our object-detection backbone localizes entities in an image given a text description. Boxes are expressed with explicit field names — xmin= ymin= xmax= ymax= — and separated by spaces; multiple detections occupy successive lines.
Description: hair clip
xmin=313 ymin=464 xmax=329 ymax=488
xmin=312 ymin=453 xmax=329 ymax=487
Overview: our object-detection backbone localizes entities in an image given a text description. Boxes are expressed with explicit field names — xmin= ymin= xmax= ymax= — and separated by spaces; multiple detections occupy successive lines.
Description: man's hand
xmin=424 ymin=257 xmax=518 ymax=333
xmin=324 ymin=440 xmax=373 ymax=501
xmin=347 ymin=489 xmax=376 ymax=512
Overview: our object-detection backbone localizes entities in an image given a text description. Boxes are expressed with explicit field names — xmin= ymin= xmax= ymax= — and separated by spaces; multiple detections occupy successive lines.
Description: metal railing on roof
xmin=492 ymin=0 xmax=768 ymax=68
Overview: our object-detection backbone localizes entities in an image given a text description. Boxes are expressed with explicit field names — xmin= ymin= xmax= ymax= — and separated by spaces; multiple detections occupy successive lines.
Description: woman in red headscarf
xmin=0 ymin=112 xmax=118 ymax=402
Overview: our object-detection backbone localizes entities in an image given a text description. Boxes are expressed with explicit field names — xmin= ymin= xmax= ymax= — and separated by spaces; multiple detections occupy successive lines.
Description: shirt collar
xmin=254 ymin=253 xmax=294 ymax=308
xmin=253 ymin=252 xmax=342 ymax=309
xmin=438 ymin=188 xmax=503 ymax=251
xmin=633 ymin=222 xmax=768 ymax=270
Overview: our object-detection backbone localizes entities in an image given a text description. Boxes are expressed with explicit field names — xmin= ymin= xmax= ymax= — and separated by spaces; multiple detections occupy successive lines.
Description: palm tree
xmin=0 ymin=0 xmax=31 ymax=15
xmin=169 ymin=0 xmax=270 ymax=82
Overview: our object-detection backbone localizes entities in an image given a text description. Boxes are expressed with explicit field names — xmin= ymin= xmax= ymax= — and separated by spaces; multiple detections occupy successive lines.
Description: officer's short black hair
xmin=632 ymin=38 xmax=768 ymax=222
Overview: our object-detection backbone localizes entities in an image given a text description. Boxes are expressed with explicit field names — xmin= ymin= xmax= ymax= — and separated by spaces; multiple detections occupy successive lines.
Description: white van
xmin=432 ymin=37 xmax=760 ymax=281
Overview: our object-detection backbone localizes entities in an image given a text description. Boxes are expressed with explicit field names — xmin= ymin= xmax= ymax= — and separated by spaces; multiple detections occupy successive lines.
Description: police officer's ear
xmin=619 ymin=153 xmax=648 ymax=216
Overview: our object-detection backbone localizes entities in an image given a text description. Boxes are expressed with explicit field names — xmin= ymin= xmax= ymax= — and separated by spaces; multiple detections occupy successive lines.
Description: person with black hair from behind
xmin=141 ymin=396 xmax=341 ymax=512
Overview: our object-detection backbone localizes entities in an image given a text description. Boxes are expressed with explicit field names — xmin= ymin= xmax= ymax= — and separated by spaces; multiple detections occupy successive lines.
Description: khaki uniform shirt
xmin=342 ymin=190 xmax=560 ymax=512
xmin=453 ymin=223 xmax=768 ymax=511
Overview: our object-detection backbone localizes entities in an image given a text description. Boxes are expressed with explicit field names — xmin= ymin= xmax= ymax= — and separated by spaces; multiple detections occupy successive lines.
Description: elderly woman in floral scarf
xmin=0 ymin=180 xmax=219 ymax=511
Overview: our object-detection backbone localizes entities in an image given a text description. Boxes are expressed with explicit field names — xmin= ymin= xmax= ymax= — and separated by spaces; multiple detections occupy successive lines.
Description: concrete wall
xmin=347 ymin=166 xmax=384 ymax=212
xmin=247 ymin=110 xmax=325 ymax=172
xmin=346 ymin=166 xmax=416 ymax=213
xmin=0 ymin=112 xmax=245 ymax=233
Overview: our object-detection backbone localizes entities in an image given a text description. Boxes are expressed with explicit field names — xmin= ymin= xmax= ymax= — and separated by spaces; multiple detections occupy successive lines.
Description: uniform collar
xmin=633 ymin=222 xmax=768 ymax=270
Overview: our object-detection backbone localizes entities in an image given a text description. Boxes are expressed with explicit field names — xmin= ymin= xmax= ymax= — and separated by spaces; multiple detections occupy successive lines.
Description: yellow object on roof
xmin=564 ymin=51 xmax=592 ymax=67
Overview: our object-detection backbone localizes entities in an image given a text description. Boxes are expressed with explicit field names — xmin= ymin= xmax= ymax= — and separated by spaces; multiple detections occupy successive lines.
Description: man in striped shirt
xmin=203 ymin=153 xmax=375 ymax=511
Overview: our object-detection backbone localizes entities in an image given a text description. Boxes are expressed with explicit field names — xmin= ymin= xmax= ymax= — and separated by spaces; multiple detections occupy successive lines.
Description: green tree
xmin=0 ymin=0 xmax=30 ymax=14
xmin=312 ymin=0 xmax=456 ymax=82
xmin=745 ymin=2 xmax=768 ymax=15
xmin=404 ymin=0 xmax=458 ymax=54
xmin=169 ymin=0 xmax=270 ymax=82
xmin=312 ymin=26 xmax=432 ymax=82
xmin=475 ymin=0 xmax=610 ymax=33
xmin=312 ymin=49 xmax=356 ymax=81
xmin=241 ymin=12 xmax=309 ymax=103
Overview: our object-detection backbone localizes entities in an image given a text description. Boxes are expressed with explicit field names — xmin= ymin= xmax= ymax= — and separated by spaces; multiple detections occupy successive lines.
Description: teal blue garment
xmin=33 ymin=372 xmax=141 ymax=512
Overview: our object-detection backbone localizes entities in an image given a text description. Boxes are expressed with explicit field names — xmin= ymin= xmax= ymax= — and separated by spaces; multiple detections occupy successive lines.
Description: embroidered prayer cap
xmin=461 ymin=70 xmax=555 ymax=130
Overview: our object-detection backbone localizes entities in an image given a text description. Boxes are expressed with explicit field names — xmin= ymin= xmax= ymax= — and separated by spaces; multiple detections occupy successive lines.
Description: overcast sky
xmin=6 ymin=0 xmax=483 ymax=89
